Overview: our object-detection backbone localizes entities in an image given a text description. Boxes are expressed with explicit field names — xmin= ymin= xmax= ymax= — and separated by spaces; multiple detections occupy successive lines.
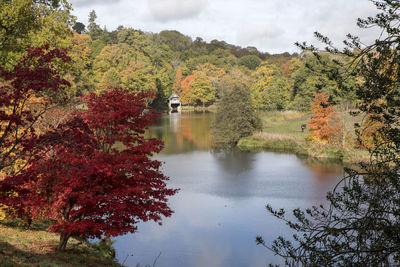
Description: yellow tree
xmin=250 ymin=62 xmax=275 ymax=109
xmin=66 ymin=32 xmax=93 ymax=95
xmin=250 ymin=62 xmax=290 ymax=110
xmin=93 ymin=44 xmax=156 ymax=93
xmin=195 ymin=63 xmax=226 ymax=88
xmin=189 ymin=71 xmax=215 ymax=107
xmin=120 ymin=61 xmax=156 ymax=93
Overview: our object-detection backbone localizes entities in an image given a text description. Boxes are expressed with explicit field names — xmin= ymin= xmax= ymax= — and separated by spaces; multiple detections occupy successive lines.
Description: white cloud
xmin=69 ymin=0 xmax=383 ymax=53
xmin=69 ymin=0 xmax=122 ymax=8
xmin=237 ymin=26 xmax=284 ymax=44
xmin=148 ymin=0 xmax=208 ymax=22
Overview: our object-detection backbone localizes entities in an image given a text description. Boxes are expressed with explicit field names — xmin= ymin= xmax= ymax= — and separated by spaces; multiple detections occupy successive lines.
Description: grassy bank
xmin=238 ymin=110 xmax=369 ymax=162
xmin=0 ymin=220 xmax=123 ymax=267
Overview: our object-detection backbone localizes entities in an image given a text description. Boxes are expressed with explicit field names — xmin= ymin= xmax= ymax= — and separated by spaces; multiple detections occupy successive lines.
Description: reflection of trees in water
xmin=147 ymin=112 xmax=214 ymax=154
xmin=179 ymin=113 xmax=213 ymax=151
xmin=210 ymin=148 xmax=256 ymax=198
xmin=212 ymin=148 xmax=255 ymax=175
xmin=296 ymin=156 xmax=345 ymax=183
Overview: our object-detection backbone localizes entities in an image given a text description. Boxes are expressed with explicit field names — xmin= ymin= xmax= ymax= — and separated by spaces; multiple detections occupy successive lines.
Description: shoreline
xmin=237 ymin=136 xmax=369 ymax=164
xmin=236 ymin=110 xmax=370 ymax=164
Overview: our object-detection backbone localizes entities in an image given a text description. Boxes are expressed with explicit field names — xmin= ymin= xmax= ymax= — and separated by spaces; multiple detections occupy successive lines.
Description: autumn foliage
xmin=180 ymin=75 xmax=194 ymax=104
xmin=0 ymin=45 xmax=71 ymax=175
xmin=172 ymin=67 xmax=183 ymax=95
xmin=307 ymin=93 xmax=340 ymax=144
xmin=0 ymin=87 xmax=177 ymax=250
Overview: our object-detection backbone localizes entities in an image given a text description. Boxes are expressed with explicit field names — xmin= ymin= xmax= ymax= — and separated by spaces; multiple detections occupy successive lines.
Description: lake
xmin=113 ymin=112 xmax=344 ymax=267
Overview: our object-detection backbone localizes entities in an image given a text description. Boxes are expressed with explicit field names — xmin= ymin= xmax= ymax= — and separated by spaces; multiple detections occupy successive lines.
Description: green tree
xmin=98 ymin=67 xmax=120 ymax=90
xmin=290 ymin=54 xmax=357 ymax=111
xmin=155 ymin=67 xmax=175 ymax=100
xmin=72 ymin=22 xmax=86 ymax=34
xmin=238 ymin=54 xmax=262 ymax=70
xmin=120 ymin=63 xmax=156 ymax=93
xmin=87 ymin=10 xmax=101 ymax=39
xmin=213 ymin=74 xmax=261 ymax=146
xmin=263 ymin=76 xmax=291 ymax=110
xmin=155 ymin=30 xmax=192 ymax=52
xmin=90 ymin=39 xmax=106 ymax=58
xmin=150 ymin=78 xmax=168 ymax=110
xmin=184 ymin=49 xmax=237 ymax=74
xmin=0 ymin=0 xmax=73 ymax=69
xmin=118 ymin=28 xmax=174 ymax=67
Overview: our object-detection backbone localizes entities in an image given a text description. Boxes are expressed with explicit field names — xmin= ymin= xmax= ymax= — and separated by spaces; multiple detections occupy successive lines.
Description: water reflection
xmin=114 ymin=112 xmax=344 ymax=267
xmin=212 ymin=148 xmax=255 ymax=174
xmin=147 ymin=112 xmax=213 ymax=154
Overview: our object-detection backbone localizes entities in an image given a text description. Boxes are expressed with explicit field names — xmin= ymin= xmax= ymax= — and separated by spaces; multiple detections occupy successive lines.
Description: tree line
xmin=78 ymin=12 xmax=359 ymax=112
xmin=1 ymin=1 xmax=361 ymax=113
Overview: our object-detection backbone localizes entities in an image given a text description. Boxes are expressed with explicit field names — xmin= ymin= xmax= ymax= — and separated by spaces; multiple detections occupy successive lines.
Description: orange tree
xmin=307 ymin=93 xmax=340 ymax=144
xmin=180 ymin=75 xmax=194 ymax=104
xmin=172 ymin=67 xmax=183 ymax=95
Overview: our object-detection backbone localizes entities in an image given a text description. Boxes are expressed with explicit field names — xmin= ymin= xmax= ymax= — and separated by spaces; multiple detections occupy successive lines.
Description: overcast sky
xmin=69 ymin=0 xmax=380 ymax=54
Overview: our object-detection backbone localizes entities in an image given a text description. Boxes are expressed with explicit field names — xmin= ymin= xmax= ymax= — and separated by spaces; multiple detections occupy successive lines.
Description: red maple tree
xmin=308 ymin=93 xmax=340 ymax=144
xmin=0 ymin=88 xmax=178 ymax=250
xmin=0 ymin=45 xmax=71 ymax=175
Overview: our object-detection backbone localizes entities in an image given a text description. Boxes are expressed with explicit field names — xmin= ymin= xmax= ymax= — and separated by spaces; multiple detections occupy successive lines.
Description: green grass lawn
xmin=258 ymin=110 xmax=310 ymax=141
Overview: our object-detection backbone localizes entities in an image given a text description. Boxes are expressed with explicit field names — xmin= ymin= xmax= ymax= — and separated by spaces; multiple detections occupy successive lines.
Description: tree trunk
xmin=58 ymin=233 xmax=71 ymax=251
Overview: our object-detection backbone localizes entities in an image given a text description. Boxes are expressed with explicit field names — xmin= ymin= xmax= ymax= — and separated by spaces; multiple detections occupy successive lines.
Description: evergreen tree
xmin=72 ymin=22 xmax=86 ymax=34
xmin=213 ymin=78 xmax=261 ymax=146
xmin=150 ymin=78 xmax=167 ymax=110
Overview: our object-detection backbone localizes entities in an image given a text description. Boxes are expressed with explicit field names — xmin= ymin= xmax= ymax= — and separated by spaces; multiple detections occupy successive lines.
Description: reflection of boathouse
xmin=168 ymin=94 xmax=182 ymax=112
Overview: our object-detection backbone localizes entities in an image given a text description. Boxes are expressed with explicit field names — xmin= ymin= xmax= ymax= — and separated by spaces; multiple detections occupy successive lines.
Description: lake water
xmin=113 ymin=112 xmax=344 ymax=267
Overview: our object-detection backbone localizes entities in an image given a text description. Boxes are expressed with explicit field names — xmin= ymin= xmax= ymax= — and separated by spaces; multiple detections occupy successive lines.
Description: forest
xmin=1 ymin=2 xmax=365 ymax=154
xmin=70 ymin=12 xmax=357 ymax=114
xmin=1 ymin=3 xmax=360 ymax=113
